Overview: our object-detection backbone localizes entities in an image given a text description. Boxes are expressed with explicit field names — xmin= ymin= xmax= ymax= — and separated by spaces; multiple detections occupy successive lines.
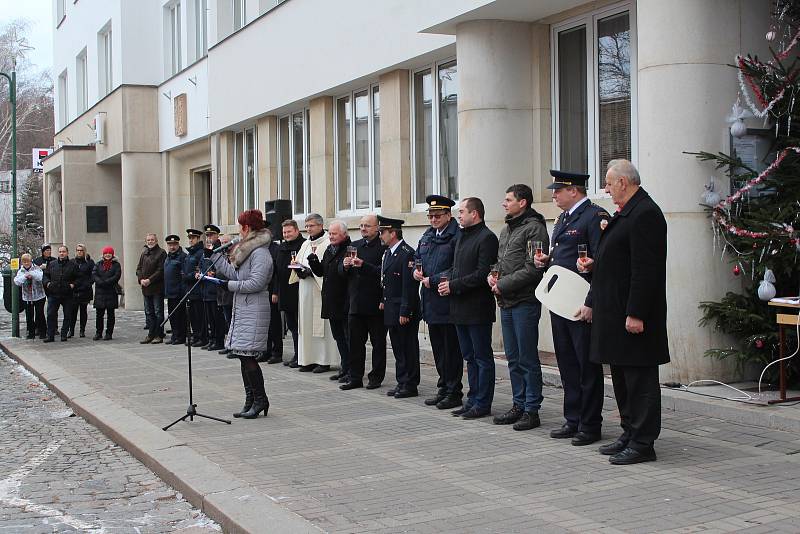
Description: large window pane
xmin=414 ymin=69 xmax=433 ymax=205
xmin=438 ymin=62 xmax=458 ymax=200
xmin=597 ymin=12 xmax=631 ymax=172
xmin=558 ymin=26 xmax=588 ymax=173
xmin=336 ymin=96 xmax=351 ymax=211
xmin=305 ymin=109 xmax=311 ymax=211
xmin=293 ymin=112 xmax=305 ymax=214
xmin=279 ymin=116 xmax=290 ymax=199
xmin=372 ymin=86 xmax=381 ymax=208
xmin=245 ymin=128 xmax=256 ymax=209
xmin=234 ymin=132 xmax=244 ymax=214
xmin=354 ymin=90 xmax=370 ymax=210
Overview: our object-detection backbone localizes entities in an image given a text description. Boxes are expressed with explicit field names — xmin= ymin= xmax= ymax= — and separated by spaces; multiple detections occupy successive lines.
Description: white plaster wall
xmin=158 ymin=59 xmax=210 ymax=151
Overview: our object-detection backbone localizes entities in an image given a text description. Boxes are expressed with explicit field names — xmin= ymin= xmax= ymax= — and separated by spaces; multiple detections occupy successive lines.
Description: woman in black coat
xmin=92 ymin=246 xmax=122 ymax=340
xmin=67 ymin=244 xmax=95 ymax=338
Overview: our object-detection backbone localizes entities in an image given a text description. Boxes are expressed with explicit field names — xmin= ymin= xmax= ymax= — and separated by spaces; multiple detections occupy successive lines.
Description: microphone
xmin=212 ymin=236 xmax=241 ymax=253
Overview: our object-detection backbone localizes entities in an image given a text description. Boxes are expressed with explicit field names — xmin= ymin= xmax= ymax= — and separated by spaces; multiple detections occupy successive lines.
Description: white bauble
xmin=767 ymin=29 xmax=777 ymax=41
xmin=758 ymin=280 xmax=776 ymax=301
xmin=730 ymin=119 xmax=748 ymax=138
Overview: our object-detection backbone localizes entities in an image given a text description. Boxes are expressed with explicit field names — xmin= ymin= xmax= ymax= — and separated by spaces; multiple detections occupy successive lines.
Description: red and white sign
xmin=32 ymin=148 xmax=53 ymax=172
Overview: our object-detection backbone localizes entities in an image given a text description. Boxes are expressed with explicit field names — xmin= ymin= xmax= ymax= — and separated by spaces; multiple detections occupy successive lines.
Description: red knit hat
xmin=102 ymin=246 xmax=115 ymax=255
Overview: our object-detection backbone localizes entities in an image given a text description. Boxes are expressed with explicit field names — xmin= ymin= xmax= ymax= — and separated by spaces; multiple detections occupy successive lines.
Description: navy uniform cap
xmin=204 ymin=224 xmax=221 ymax=234
xmin=547 ymin=169 xmax=590 ymax=190
xmin=186 ymin=228 xmax=203 ymax=238
xmin=165 ymin=234 xmax=180 ymax=244
xmin=425 ymin=194 xmax=455 ymax=212
xmin=377 ymin=215 xmax=404 ymax=230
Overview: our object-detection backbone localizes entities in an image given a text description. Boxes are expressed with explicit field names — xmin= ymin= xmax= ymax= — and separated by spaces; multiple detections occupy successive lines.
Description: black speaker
xmin=264 ymin=199 xmax=292 ymax=238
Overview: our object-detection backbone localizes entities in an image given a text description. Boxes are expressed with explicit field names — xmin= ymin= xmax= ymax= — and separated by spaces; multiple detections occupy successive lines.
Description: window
xmin=552 ymin=4 xmax=635 ymax=192
xmin=0 ymin=180 xmax=10 ymax=194
xmin=234 ymin=127 xmax=257 ymax=214
xmin=335 ymin=85 xmax=381 ymax=213
xmin=58 ymin=70 xmax=68 ymax=128
xmin=412 ymin=59 xmax=458 ymax=206
xmin=98 ymin=24 xmax=113 ymax=97
xmin=86 ymin=206 xmax=108 ymax=233
xmin=167 ymin=2 xmax=182 ymax=76
xmin=278 ymin=110 xmax=311 ymax=215
xmin=76 ymin=49 xmax=87 ymax=114
xmin=233 ymin=0 xmax=246 ymax=31
xmin=56 ymin=0 xmax=66 ymax=26
xmin=194 ymin=0 xmax=208 ymax=59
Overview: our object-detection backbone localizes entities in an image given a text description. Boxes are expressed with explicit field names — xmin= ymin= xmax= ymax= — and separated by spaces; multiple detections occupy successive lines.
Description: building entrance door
xmin=191 ymin=169 xmax=211 ymax=228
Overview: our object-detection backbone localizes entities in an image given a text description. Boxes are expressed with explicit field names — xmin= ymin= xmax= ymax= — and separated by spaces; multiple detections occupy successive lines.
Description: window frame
xmin=232 ymin=0 xmax=246 ymax=31
xmin=166 ymin=1 xmax=182 ymax=76
xmin=550 ymin=1 xmax=637 ymax=195
xmin=98 ymin=23 xmax=113 ymax=98
xmin=57 ymin=69 xmax=68 ymax=129
xmin=194 ymin=0 xmax=208 ymax=60
xmin=334 ymin=83 xmax=381 ymax=216
xmin=56 ymin=0 xmax=67 ymax=27
xmin=277 ymin=108 xmax=312 ymax=217
xmin=410 ymin=56 xmax=458 ymax=212
xmin=233 ymin=125 xmax=259 ymax=215
xmin=75 ymin=48 xmax=88 ymax=115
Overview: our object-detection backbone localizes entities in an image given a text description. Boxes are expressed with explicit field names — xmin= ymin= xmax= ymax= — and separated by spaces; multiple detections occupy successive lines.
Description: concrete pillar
xmin=213 ymin=132 xmax=235 ymax=226
xmin=121 ymin=153 xmax=165 ymax=311
xmin=636 ymin=0 xmax=771 ymax=382
xmin=379 ymin=69 xmax=412 ymax=215
xmin=456 ymin=20 xmax=534 ymax=222
xmin=309 ymin=96 xmax=335 ymax=218
xmin=530 ymin=23 xmax=552 ymax=203
xmin=257 ymin=115 xmax=279 ymax=205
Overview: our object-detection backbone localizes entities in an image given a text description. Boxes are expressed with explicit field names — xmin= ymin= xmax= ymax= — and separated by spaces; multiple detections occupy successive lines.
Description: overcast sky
xmin=0 ymin=0 xmax=53 ymax=72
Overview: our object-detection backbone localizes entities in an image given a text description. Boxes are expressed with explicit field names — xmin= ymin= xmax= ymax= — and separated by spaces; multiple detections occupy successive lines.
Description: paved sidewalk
xmin=3 ymin=310 xmax=800 ymax=533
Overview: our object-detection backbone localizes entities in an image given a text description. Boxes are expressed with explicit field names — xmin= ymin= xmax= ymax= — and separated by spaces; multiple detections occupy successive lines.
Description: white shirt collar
xmin=389 ymin=239 xmax=404 ymax=255
xmin=568 ymin=197 xmax=590 ymax=216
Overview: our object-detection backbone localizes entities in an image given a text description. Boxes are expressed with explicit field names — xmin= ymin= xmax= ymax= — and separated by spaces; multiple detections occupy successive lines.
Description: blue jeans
xmin=143 ymin=294 xmax=165 ymax=337
xmin=501 ymin=301 xmax=543 ymax=413
xmin=455 ymin=323 xmax=495 ymax=411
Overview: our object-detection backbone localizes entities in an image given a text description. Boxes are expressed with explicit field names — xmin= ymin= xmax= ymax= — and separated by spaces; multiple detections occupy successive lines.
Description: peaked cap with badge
xmin=547 ymin=169 xmax=591 ymax=190
xmin=425 ymin=194 xmax=455 ymax=212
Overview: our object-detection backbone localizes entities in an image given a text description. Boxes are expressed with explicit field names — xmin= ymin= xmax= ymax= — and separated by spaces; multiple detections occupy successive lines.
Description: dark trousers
xmin=610 ymin=364 xmax=661 ymax=452
xmin=455 ymin=323 xmax=495 ymax=411
xmin=551 ymin=313 xmax=604 ymax=433
xmin=188 ymin=299 xmax=206 ymax=343
xmin=348 ymin=313 xmax=387 ymax=385
xmin=203 ymin=300 xmax=219 ymax=345
xmin=167 ymin=297 xmax=186 ymax=342
xmin=24 ymin=298 xmax=46 ymax=337
xmin=46 ymin=295 xmax=73 ymax=339
xmin=266 ymin=302 xmax=283 ymax=357
xmin=143 ymin=294 xmax=165 ymax=337
xmin=217 ymin=304 xmax=230 ymax=345
xmin=95 ymin=307 xmax=116 ymax=335
xmin=388 ymin=319 xmax=420 ymax=389
xmin=329 ymin=317 xmax=350 ymax=376
xmin=428 ymin=323 xmax=463 ymax=397
xmin=284 ymin=310 xmax=299 ymax=361
xmin=67 ymin=301 xmax=89 ymax=335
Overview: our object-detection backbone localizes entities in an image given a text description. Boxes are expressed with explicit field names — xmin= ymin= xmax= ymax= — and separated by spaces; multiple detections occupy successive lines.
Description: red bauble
xmin=755 ymin=339 xmax=764 ymax=349
xmin=733 ymin=265 xmax=741 ymax=276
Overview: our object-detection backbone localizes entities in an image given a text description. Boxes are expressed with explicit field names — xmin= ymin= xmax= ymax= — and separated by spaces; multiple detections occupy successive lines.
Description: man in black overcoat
xmin=583 ymin=159 xmax=669 ymax=465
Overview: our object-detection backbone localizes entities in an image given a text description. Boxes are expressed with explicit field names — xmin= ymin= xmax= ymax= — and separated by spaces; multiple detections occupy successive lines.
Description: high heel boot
xmin=233 ymin=362 xmax=253 ymax=418
xmin=241 ymin=365 xmax=269 ymax=418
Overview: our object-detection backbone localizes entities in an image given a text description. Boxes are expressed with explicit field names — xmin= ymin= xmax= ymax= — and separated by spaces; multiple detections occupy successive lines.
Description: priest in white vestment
xmin=289 ymin=213 xmax=338 ymax=373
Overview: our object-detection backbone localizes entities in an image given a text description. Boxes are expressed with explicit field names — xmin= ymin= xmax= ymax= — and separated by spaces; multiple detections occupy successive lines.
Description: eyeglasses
xmin=359 ymin=224 xmax=376 ymax=228
xmin=427 ymin=213 xmax=446 ymax=219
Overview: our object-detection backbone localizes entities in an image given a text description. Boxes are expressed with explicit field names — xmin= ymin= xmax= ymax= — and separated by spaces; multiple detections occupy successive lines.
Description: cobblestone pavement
xmin=0 ymin=352 xmax=221 ymax=533
xmin=4 ymin=310 xmax=800 ymax=533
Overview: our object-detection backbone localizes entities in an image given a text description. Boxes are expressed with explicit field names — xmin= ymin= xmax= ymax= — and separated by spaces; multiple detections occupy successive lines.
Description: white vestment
xmin=291 ymin=232 xmax=338 ymax=366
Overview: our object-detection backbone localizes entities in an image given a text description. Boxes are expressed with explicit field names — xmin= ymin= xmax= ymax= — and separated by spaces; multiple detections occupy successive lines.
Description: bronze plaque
xmin=174 ymin=93 xmax=187 ymax=137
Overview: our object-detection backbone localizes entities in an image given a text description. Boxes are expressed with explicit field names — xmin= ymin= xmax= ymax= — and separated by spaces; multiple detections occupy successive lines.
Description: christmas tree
xmin=690 ymin=0 xmax=800 ymax=383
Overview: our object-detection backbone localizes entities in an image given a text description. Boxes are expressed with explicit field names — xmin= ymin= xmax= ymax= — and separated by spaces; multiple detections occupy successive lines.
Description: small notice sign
xmin=10 ymin=258 xmax=19 ymax=270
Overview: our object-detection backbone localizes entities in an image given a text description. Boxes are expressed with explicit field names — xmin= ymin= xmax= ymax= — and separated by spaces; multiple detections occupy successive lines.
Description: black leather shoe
xmin=288 ymin=360 xmax=300 ymax=368
xmin=339 ymin=381 xmax=363 ymax=391
xmin=512 ymin=411 xmax=540 ymax=431
xmin=330 ymin=372 xmax=343 ymax=381
xmin=43 ymin=337 xmax=55 ymax=343
xmin=436 ymin=395 xmax=463 ymax=410
xmin=492 ymin=405 xmax=523 ymax=425
xmin=571 ymin=431 xmax=601 ymax=446
xmin=225 ymin=352 xmax=239 ymax=359
xmin=266 ymin=355 xmax=283 ymax=364
xmin=191 ymin=340 xmax=205 ymax=347
xmin=103 ymin=333 xmax=112 ymax=341
xmin=283 ymin=359 xmax=292 ymax=366
xmin=550 ymin=424 xmax=578 ymax=439
xmin=298 ymin=364 xmax=317 ymax=372
xmin=219 ymin=348 xmax=231 ymax=355
xmin=386 ymin=387 xmax=398 ymax=397
xmin=394 ymin=388 xmax=418 ymax=399
xmin=79 ymin=331 xmax=85 ymax=338
xmin=312 ymin=365 xmax=331 ymax=374
xmin=26 ymin=333 xmax=36 ymax=339
xmin=424 ymin=391 xmax=447 ymax=406
xmin=207 ymin=344 xmax=223 ymax=351
xmin=598 ymin=437 xmax=629 ymax=456
xmin=365 ymin=382 xmax=381 ymax=390
xmin=451 ymin=405 xmax=471 ymax=416
xmin=338 ymin=375 xmax=349 ymax=383
xmin=61 ymin=336 xmax=68 ymax=342
xmin=461 ymin=407 xmax=491 ymax=419
xmin=609 ymin=447 xmax=656 ymax=465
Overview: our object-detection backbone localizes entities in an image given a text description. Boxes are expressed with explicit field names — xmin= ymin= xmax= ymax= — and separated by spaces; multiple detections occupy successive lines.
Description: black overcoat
xmin=589 ymin=188 xmax=670 ymax=366
xmin=446 ymin=221 xmax=499 ymax=325
xmin=308 ymin=237 xmax=350 ymax=320
xmin=92 ymin=260 xmax=122 ymax=309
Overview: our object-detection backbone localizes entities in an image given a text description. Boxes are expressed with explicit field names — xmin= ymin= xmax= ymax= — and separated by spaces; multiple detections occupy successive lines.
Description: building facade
xmin=46 ymin=0 xmax=771 ymax=383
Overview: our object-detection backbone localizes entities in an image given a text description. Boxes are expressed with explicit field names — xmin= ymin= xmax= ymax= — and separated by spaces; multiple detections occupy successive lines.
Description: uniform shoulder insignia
xmin=596 ymin=210 xmax=610 ymax=217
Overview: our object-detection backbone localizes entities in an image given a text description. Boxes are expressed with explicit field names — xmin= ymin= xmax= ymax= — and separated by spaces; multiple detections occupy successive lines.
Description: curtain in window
xmin=558 ymin=26 xmax=588 ymax=174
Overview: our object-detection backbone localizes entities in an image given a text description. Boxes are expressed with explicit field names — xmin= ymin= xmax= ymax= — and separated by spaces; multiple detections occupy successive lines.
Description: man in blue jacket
xmin=183 ymin=228 xmax=206 ymax=346
xmin=414 ymin=195 xmax=463 ymax=409
xmin=164 ymin=234 xmax=187 ymax=345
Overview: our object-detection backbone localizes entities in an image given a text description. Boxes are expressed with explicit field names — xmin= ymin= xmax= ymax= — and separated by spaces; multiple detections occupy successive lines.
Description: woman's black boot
xmin=233 ymin=360 xmax=253 ymax=418
xmin=241 ymin=364 xmax=269 ymax=418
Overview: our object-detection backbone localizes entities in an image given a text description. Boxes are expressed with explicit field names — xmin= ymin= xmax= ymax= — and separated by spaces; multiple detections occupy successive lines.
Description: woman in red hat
xmin=91 ymin=246 xmax=122 ymax=340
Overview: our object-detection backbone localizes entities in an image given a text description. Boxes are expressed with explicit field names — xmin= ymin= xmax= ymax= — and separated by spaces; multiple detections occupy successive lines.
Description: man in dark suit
xmin=378 ymin=216 xmax=420 ymax=398
xmin=182 ymin=229 xmax=206 ymax=347
xmin=535 ymin=170 xmax=609 ymax=446
xmin=308 ymin=220 xmax=351 ymax=381
xmin=276 ymin=220 xmax=305 ymax=367
xmin=339 ymin=215 xmax=387 ymax=391
xmin=200 ymin=224 xmax=224 ymax=351
xmin=163 ymin=234 xmax=187 ymax=345
xmin=582 ymin=159 xmax=669 ymax=465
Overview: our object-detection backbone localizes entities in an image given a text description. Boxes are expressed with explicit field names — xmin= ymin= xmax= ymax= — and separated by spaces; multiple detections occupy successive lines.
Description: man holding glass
xmin=535 ymin=170 xmax=609 ymax=446
xmin=487 ymin=184 xmax=549 ymax=431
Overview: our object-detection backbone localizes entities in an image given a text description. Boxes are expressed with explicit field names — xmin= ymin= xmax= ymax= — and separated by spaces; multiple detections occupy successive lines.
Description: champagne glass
xmin=290 ymin=250 xmax=297 ymax=264
xmin=490 ymin=263 xmax=500 ymax=279
xmin=311 ymin=245 xmax=317 ymax=255
xmin=414 ymin=259 xmax=423 ymax=274
xmin=347 ymin=245 xmax=357 ymax=259
xmin=438 ymin=274 xmax=449 ymax=295
xmin=534 ymin=241 xmax=544 ymax=257
xmin=577 ymin=244 xmax=588 ymax=272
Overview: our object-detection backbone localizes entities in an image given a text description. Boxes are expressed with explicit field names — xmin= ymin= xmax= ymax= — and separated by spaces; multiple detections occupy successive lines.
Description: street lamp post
xmin=1 ymin=69 xmax=19 ymax=338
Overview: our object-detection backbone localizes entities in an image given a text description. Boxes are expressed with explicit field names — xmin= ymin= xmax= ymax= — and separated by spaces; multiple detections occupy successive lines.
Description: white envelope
xmin=535 ymin=265 xmax=590 ymax=321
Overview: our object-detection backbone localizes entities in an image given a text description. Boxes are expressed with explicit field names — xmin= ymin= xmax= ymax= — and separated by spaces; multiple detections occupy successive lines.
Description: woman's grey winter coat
xmin=212 ymin=229 xmax=273 ymax=353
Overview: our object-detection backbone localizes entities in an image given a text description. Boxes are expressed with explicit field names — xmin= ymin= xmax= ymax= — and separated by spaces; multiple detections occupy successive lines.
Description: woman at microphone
xmin=207 ymin=209 xmax=274 ymax=418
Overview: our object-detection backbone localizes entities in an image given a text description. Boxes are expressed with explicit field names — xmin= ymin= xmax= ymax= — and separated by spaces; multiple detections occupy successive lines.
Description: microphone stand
xmin=162 ymin=247 xmax=231 ymax=431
